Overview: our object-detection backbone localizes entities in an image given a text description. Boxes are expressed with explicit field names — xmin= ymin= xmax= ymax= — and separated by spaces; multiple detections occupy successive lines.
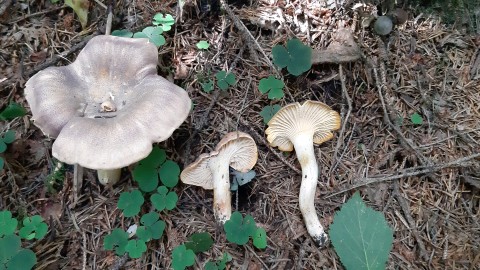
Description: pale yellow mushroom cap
xmin=265 ymin=100 xmax=341 ymax=151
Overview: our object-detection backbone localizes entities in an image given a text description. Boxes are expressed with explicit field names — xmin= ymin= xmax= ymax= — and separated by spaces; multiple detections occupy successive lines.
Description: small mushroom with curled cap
xmin=265 ymin=100 xmax=340 ymax=247
xmin=180 ymin=131 xmax=258 ymax=224
xmin=25 ymin=35 xmax=191 ymax=185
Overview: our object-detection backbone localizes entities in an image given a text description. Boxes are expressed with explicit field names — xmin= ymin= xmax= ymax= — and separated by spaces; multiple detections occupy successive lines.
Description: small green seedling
xmin=0 ymin=103 xmax=26 ymax=121
xmin=117 ymin=189 xmax=144 ymax=217
xmin=272 ymin=38 xmax=312 ymax=76
xmin=125 ymin=239 xmax=147 ymax=259
xmin=329 ymin=192 xmax=394 ymax=270
xmin=18 ymin=216 xmax=48 ymax=241
xmin=185 ymin=232 xmax=213 ymax=253
xmin=0 ymin=211 xmax=18 ymax=237
xmin=223 ymin=212 xmax=257 ymax=246
xmin=215 ymin=71 xmax=236 ymax=91
xmin=201 ymin=79 xmax=214 ymax=93
xmin=259 ymin=105 xmax=281 ymax=124
xmin=204 ymin=253 xmax=232 ymax=270
xmin=196 ymin=40 xmax=210 ymax=50
xmin=230 ymin=169 xmax=256 ymax=191
xmin=410 ymin=113 xmax=423 ymax=125
xmin=132 ymin=146 xmax=180 ymax=192
xmin=0 ymin=234 xmax=36 ymax=269
xmin=171 ymin=244 xmax=195 ymax=270
xmin=140 ymin=212 xmax=166 ymax=240
xmin=153 ymin=13 xmax=175 ymax=32
xmin=133 ymin=26 xmax=166 ymax=47
xmin=258 ymin=76 xmax=285 ymax=100
xmin=0 ymin=130 xmax=16 ymax=170
xmin=151 ymin=186 xmax=178 ymax=211
xmin=111 ymin=29 xmax=134 ymax=37
xmin=104 ymin=228 xmax=129 ymax=256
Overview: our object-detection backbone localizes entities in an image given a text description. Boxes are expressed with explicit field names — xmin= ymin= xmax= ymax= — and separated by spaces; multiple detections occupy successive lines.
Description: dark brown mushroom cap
xmin=265 ymin=101 xmax=341 ymax=151
xmin=25 ymin=35 xmax=191 ymax=170
xmin=180 ymin=131 xmax=258 ymax=189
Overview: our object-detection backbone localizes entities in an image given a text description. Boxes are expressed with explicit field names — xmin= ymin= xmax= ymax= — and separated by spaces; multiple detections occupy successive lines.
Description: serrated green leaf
xmin=224 ymin=212 xmax=257 ymax=245
xmin=259 ymin=105 xmax=281 ymax=125
xmin=104 ymin=228 xmax=129 ymax=256
xmin=133 ymin=163 xmax=158 ymax=192
xmin=410 ymin=113 xmax=423 ymax=125
xmin=258 ymin=76 xmax=285 ymax=100
xmin=0 ymin=103 xmax=26 ymax=121
xmin=329 ymin=192 xmax=394 ymax=270
xmin=172 ymin=245 xmax=195 ymax=270
xmin=125 ymin=239 xmax=147 ymax=259
xmin=185 ymin=232 xmax=214 ymax=253
xmin=272 ymin=39 xmax=312 ymax=76
xmin=196 ymin=40 xmax=210 ymax=49
xmin=0 ymin=210 xmax=18 ymax=237
xmin=2 ymin=130 xmax=15 ymax=144
xmin=64 ymin=0 xmax=89 ymax=29
xmin=19 ymin=215 xmax=48 ymax=240
xmin=159 ymin=160 xmax=180 ymax=187
xmin=111 ymin=29 xmax=134 ymax=37
xmin=118 ymin=190 xmax=144 ymax=217
xmin=252 ymin=227 xmax=267 ymax=249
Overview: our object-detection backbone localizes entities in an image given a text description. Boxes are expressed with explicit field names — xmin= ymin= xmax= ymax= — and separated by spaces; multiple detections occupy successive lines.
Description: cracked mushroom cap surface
xmin=265 ymin=100 xmax=341 ymax=151
xmin=180 ymin=131 xmax=258 ymax=189
xmin=25 ymin=35 xmax=191 ymax=170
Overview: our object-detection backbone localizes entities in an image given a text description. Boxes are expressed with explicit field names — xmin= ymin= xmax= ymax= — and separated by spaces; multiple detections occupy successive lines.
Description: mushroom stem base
xmin=97 ymin=169 xmax=122 ymax=185
xmin=211 ymin=161 xmax=232 ymax=224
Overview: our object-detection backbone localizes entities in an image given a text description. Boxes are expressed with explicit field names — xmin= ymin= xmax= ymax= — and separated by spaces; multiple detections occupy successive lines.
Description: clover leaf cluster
xmin=0 ymin=103 xmax=26 ymax=171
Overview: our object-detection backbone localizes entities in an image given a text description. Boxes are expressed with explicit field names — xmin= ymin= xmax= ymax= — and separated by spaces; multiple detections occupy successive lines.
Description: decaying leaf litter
xmin=1 ymin=0 xmax=479 ymax=269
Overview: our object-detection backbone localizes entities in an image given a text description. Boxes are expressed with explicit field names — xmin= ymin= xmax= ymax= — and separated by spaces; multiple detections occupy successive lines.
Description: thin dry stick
xmin=393 ymin=181 xmax=429 ymax=261
xmin=325 ymin=152 xmax=480 ymax=198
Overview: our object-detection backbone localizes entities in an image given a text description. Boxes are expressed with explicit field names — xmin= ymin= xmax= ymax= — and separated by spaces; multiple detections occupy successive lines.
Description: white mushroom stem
xmin=209 ymin=158 xmax=232 ymax=224
xmin=291 ymin=133 xmax=328 ymax=247
xmin=97 ymin=169 xmax=122 ymax=185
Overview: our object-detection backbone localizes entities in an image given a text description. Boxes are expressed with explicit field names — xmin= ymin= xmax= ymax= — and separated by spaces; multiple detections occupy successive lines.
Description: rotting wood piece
xmin=311 ymin=29 xmax=362 ymax=64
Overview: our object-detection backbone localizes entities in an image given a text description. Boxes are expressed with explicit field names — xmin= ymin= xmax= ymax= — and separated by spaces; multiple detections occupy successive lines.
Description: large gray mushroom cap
xmin=25 ymin=35 xmax=191 ymax=170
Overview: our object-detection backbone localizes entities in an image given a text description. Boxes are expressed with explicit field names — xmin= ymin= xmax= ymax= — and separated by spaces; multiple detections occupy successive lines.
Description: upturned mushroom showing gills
xmin=265 ymin=101 xmax=340 ymax=247
xmin=25 ymin=35 xmax=191 ymax=185
xmin=180 ymin=132 xmax=258 ymax=224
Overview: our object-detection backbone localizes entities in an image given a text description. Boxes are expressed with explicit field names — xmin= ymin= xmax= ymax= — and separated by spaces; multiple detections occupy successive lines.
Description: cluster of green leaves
xmin=0 ymin=210 xmax=48 ymax=270
xmin=112 ymin=13 xmax=175 ymax=47
xmin=104 ymin=146 xmax=179 ymax=259
xmin=329 ymin=192 xmax=394 ymax=270
xmin=224 ymin=212 xmax=267 ymax=249
xmin=200 ymin=70 xmax=237 ymax=93
xmin=0 ymin=103 xmax=26 ymax=170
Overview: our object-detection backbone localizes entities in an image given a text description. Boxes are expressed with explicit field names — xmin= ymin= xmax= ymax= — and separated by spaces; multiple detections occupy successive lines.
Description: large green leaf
xmin=329 ymin=192 xmax=394 ymax=270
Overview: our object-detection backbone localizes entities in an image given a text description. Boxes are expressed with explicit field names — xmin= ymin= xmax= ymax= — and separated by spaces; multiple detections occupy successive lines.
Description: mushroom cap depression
xmin=180 ymin=131 xmax=258 ymax=189
xmin=265 ymin=100 xmax=341 ymax=151
xmin=25 ymin=35 xmax=191 ymax=170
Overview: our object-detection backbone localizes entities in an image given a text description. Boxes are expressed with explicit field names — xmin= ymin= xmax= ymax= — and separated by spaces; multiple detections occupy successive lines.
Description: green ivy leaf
xmin=224 ymin=212 xmax=257 ymax=245
xmin=329 ymin=192 xmax=394 ymax=270
xmin=196 ymin=40 xmax=210 ymax=50
xmin=153 ymin=13 xmax=175 ymax=31
xmin=134 ymin=26 xmax=165 ymax=47
xmin=171 ymin=244 xmax=195 ymax=270
xmin=125 ymin=239 xmax=147 ymax=259
xmin=258 ymin=76 xmax=285 ymax=100
xmin=259 ymin=105 xmax=281 ymax=125
xmin=0 ymin=210 xmax=18 ymax=237
xmin=140 ymin=212 xmax=166 ymax=240
xmin=185 ymin=232 xmax=214 ymax=253
xmin=159 ymin=160 xmax=180 ymax=187
xmin=272 ymin=38 xmax=312 ymax=76
xmin=201 ymin=80 xmax=214 ymax=93
xmin=0 ymin=103 xmax=26 ymax=121
xmin=150 ymin=186 xmax=178 ymax=211
xmin=111 ymin=29 xmax=134 ymax=37
xmin=18 ymin=215 xmax=48 ymax=240
xmin=118 ymin=190 xmax=144 ymax=217
xmin=215 ymin=71 xmax=236 ymax=91
xmin=410 ymin=113 xmax=423 ymax=125
xmin=104 ymin=228 xmax=129 ymax=256
xmin=252 ymin=227 xmax=267 ymax=249
xmin=2 ymin=130 xmax=15 ymax=144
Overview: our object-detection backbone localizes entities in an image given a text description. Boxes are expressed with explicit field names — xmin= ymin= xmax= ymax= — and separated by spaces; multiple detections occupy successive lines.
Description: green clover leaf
xmin=133 ymin=147 xmax=179 ymax=191
xmin=151 ymin=186 xmax=178 ymax=211
xmin=133 ymin=26 xmax=165 ymax=47
xmin=118 ymin=190 xmax=144 ymax=217
xmin=104 ymin=228 xmax=129 ymax=256
xmin=171 ymin=244 xmax=195 ymax=270
xmin=125 ymin=239 xmax=147 ymax=259
xmin=0 ymin=103 xmax=26 ymax=121
xmin=0 ymin=234 xmax=37 ymax=269
xmin=410 ymin=113 xmax=423 ymax=125
xmin=0 ymin=210 xmax=18 ymax=237
xmin=19 ymin=215 xmax=48 ymax=240
xmin=259 ymin=105 xmax=281 ymax=125
xmin=215 ymin=71 xmax=236 ymax=91
xmin=196 ymin=40 xmax=210 ymax=50
xmin=258 ymin=76 xmax=285 ymax=100
xmin=201 ymin=79 xmax=214 ymax=93
xmin=223 ymin=212 xmax=257 ymax=245
xmin=252 ymin=227 xmax=267 ymax=249
xmin=2 ymin=130 xmax=16 ymax=144
xmin=5 ymin=248 xmax=37 ymax=269
xmin=140 ymin=212 xmax=166 ymax=240
xmin=272 ymin=38 xmax=312 ymax=76
xmin=159 ymin=160 xmax=180 ymax=187
xmin=185 ymin=232 xmax=213 ymax=253
xmin=153 ymin=13 xmax=174 ymax=32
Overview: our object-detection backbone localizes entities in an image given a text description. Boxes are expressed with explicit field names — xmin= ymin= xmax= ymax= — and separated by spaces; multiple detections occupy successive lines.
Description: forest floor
xmin=1 ymin=0 xmax=479 ymax=269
